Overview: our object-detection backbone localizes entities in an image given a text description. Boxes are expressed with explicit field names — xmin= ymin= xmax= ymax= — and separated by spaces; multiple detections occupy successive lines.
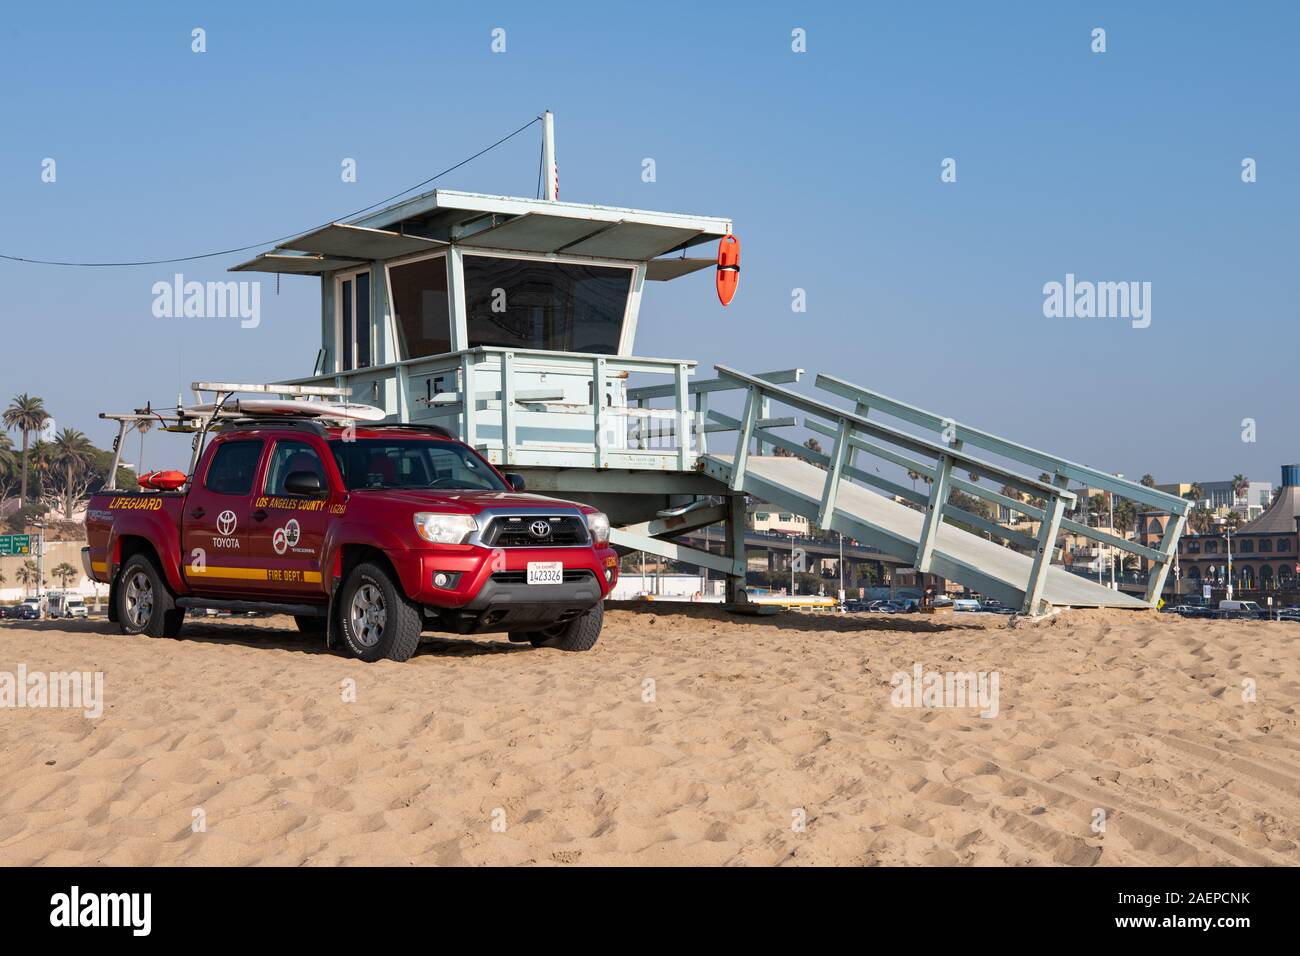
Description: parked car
xmin=86 ymin=419 xmax=618 ymax=661
xmin=1218 ymin=599 xmax=1265 ymax=620
xmin=4 ymin=603 xmax=40 ymax=620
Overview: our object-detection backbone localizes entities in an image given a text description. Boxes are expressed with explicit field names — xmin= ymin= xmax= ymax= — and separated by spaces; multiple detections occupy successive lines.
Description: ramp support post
xmin=724 ymin=492 xmax=748 ymax=603
xmin=729 ymin=385 xmax=760 ymax=492
xmin=915 ymin=453 xmax=954 ymax=573
xmin=816 ymin=419 xmax=852 ymax=529
xmin=1023 ymin=491 xmax=1067 ymax=615
xmin=1144 ymin=511 xmax=1187 ymax=605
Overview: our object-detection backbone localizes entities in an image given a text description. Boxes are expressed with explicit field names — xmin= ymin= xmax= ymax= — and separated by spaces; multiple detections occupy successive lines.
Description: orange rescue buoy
xmin=716 ymin=233 xmax=740 ymax=306
xmin=137 ymin=470 xmax=187 ymax=491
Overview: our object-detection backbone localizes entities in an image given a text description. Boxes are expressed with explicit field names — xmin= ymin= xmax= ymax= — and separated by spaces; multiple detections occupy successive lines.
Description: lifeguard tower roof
xmin=232 ymin=188 xmax=732 ymax=279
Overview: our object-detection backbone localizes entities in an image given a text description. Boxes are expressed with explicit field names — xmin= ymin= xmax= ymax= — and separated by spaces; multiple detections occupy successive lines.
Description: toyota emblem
xmin=528 ymin=520 xmax=552 ymax=539
xmin=217 ymin=510 xmax=237 ymax=536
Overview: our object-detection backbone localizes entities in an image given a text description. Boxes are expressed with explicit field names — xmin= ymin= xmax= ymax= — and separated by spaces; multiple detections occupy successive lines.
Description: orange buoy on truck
xmin=716 ymin=234 xmax=740 ymax=306
xmin=137 ymin=470 xmax=188 ymax=491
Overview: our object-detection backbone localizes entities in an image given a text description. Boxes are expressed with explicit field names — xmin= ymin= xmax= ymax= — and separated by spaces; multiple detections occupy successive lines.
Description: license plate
xmin=526 ymin=562 xmax=564 ymax=585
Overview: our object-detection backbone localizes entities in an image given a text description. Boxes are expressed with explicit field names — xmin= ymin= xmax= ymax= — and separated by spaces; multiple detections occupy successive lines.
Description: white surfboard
xmin=187 ymin=398 xmax=387 ymax=422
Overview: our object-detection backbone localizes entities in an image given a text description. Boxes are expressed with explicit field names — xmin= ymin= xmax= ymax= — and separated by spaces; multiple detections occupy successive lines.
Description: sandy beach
xmin=0 ymin=604 xmax=1296 ymax=866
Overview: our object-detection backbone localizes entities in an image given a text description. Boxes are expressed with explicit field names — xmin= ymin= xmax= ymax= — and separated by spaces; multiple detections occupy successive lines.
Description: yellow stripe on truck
xmin=187 ymin=566 xmax=321 ymax=583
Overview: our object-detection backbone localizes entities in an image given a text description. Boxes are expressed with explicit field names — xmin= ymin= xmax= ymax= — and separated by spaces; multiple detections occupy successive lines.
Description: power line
xmin=0 ymin=115 xmax=542 ymax=268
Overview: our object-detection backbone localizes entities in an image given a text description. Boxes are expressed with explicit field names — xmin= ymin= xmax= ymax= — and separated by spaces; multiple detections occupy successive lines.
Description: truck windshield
xmin=328 ymin=439 xmax=507 ymax=492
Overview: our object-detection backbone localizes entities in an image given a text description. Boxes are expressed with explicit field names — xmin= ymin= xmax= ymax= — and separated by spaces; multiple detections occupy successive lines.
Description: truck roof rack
xmin=363 ymin=423 xmax=455 ymax=440
xmin=218 ymin=418 xmax=330 ymax=437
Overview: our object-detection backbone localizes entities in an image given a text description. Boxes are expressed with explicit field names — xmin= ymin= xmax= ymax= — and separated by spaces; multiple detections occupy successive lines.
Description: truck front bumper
xmin=385 ymin=544 xmax=618 ymax=634
xmin=426 ymin=570 xmax=604 ymax=634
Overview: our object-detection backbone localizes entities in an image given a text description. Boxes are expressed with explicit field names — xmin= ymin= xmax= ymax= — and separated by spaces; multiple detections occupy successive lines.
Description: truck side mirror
xmin=284 ymin=471 xmax=325 ymax=497
xmin=505 ymin=472 xmax=526 ymax=492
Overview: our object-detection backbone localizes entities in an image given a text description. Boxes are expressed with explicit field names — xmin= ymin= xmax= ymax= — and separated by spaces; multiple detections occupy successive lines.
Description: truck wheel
xmin=337 ymin=561 xmax=422 ymax=662
xmin=117 ymin=554 xmax=185 ymax=638
xmin=524 ymin=601 xmax=604 ymax=652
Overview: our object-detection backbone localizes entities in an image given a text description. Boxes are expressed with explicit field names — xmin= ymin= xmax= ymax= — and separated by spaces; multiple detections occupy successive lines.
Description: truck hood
xmin=348 ymin=489 xmax=583 ymax=515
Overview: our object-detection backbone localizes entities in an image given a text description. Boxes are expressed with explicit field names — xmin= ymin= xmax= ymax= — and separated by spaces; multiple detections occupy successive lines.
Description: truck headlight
xmin=413 ymin=513 xmax=478 ymax=544
xmin=585 ymin=511 xmax=610 ymax=546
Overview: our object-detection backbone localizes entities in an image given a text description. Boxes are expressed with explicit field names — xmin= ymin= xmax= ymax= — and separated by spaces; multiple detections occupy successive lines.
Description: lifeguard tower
xmin=232 ymin=114 xmax=1190 ymax=614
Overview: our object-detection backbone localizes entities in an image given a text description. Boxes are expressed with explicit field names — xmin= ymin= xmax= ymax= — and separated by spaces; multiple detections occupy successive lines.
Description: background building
xmin=1157 ymin=478 xmax=1273 ymax=519
xmin=748 ymin=502 xmax=811 ymax=536
xmin=1175 ymin=465 xmax=1300 ymax=594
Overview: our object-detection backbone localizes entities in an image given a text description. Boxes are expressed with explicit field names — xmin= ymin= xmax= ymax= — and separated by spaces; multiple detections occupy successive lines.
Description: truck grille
xmin=490 ymin=570 xmax=595 ymax=585
xmin=482 ymin=515 xmax=589 ymax=547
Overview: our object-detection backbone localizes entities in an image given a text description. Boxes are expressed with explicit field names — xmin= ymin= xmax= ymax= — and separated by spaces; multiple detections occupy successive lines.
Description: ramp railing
xmin=811 ymin=374 xmax=1190 ymax=604
xmin=707 ymin=366 xmax=1080 ymax=614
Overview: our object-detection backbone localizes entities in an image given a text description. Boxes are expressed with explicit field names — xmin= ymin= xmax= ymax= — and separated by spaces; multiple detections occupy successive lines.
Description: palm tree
xmin=1140 ymin=474 xmax=1155 ymax=488
xmin=1231 ymin=474 xmax=1249 ymax=505
xmin=28 ymin=440 xmax=54 ymax=509
xmin=2 ymin=394 xmax=49 ymax=507
xmin=15 ymin=560 xmax=39 ymax=595
xmin=52 ymin=561 xmax=78 ymax=590
xmin=1113 ymin=499 xmax=1137 ymax=535
xmin=0 ymin=433 xmax=15 ymax=478
xmin=47 ymin=428 xmax=97 ymax=518
xmin=1188 ymin=507 xmax=1216 ymax=535
xmin=1184 ymin=482 xmax=1205 ymax=505
xmin=0 ymin=433 xmax=16 ymax=512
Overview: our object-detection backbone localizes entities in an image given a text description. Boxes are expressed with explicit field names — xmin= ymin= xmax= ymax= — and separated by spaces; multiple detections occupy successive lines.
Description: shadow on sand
xmin=603 ymin=600 xmax=998 ymax=635
xmin=0 ymin=617 xmax=531 ymax=659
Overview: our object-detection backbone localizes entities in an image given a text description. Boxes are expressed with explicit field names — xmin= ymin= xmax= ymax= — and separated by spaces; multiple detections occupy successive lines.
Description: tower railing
xmin=280 ymin=348 xmax=805 ymax=474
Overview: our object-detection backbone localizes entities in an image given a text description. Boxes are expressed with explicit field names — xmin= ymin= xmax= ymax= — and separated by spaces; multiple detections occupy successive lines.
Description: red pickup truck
xmin=84 ymin=420 xmax=617 ymax=661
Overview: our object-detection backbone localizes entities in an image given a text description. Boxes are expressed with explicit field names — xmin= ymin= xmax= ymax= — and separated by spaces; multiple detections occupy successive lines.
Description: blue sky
xmin=1 ymin=1 xmax=1296 ymax=485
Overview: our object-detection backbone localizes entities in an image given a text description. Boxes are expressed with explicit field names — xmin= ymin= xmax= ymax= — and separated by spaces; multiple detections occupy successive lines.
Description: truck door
xmin=248 ymin=437 xmax=333 ymax=599
xmin=181 ymin=438 xmax=268 ymax=594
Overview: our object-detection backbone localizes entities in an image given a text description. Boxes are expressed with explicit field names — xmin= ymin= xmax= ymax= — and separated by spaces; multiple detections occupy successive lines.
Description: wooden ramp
xmin=702 ymin=453 xmax=1146 ymax=611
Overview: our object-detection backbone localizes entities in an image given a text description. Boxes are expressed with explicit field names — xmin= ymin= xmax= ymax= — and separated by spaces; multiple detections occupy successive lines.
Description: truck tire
xmin=522 ymin=601 xmax=604 ymax=652
xmin=337 ymin=561 xmax=422 ymax=662
xmin=116 ymin=554 xmax=185 ymax=638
